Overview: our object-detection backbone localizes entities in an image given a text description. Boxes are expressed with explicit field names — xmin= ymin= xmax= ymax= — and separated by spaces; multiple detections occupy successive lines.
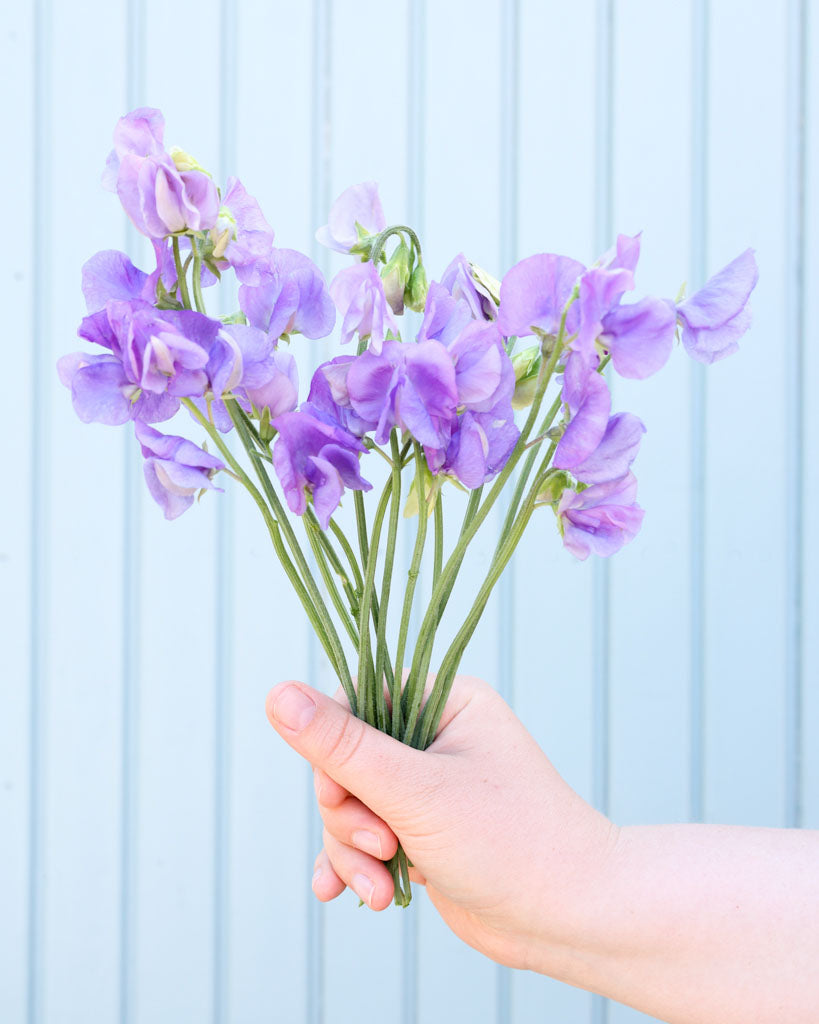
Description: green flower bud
xmin=405 ymin=261 xmax=429 ymax=313
xmin=169 ymin=146 xmax=210 ymax=175
xmin=381 ymin=239 xmax=412 ymax=315
xmin=403 ymin=461 xmax=436 ymax=518
xmin=469 ymin=261 xmax=501 ymax=307
xmin=511 ymin=345 xmax=542 ymax=410
xmin=259 ymin=406 xmax=275 ymax=444
xmin=536 ymin=470 xmax=573 ymax=506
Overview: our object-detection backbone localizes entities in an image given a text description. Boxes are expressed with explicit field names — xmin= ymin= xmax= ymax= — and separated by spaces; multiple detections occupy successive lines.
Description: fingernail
xmin=311 ymin=868 xmax=323 ymax=890
xmin=352 ymin=829 xmax=383 ymax=859
xmin=273 ymin=686 xmax=317 ymax=732
xmin=353 ymin=873 xmax=376 ymax=907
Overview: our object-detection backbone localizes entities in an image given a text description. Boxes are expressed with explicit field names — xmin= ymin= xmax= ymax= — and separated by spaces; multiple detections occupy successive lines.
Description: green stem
xmin=394 ymin=444 xmax=431 ymax=741
xmin=181 ymin=398 xmax=343 ymax=681
xmin=308 ymin=509 xmax=360 ymax=617
xmin=432 ymin=486 xmax=444 ymax=591
xmin=354 ymin=490 xmax=370 ymax=573
xmin=401 ymin=304 xmax=571 ymax=741
xmin=413 ymin=464 xmax=546 ymax=750
xmin=495 ymin=392 xmax=563 ymax=554
xmin=172 ymin=236 xmax=192 ymax=309
xmin=373 ymin=431 xmax=402 ymax=735
xmin=228 ymin=401 xmax=356 ymax=709
xmin=189 ymin=236 xmax=207 ymax=314
xmin=303 ymin=515 xmax=360 ymax=650
xmin=356 ymin=476 xmax=394 ymax=725
xmin=369 ymin=224 xmax=423 ymax=266
xmin=329 ymin=517 xmax=364 ymax=596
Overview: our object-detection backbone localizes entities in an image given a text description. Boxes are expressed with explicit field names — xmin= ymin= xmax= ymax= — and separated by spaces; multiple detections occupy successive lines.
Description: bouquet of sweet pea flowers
xmin=59 ymin=108 xmax=758 ymax=906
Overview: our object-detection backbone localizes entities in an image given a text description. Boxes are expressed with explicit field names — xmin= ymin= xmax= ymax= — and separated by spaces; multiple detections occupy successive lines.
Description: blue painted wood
xmin=803 ymin=0 xmax=819 ymax=834
xmin=704 ymin=0 xmax=789 ymax=827
xmin=2 ymin=1 xmax=817 ymax=1023
xmin=1 ymin=6 xmax=37 ymax=1024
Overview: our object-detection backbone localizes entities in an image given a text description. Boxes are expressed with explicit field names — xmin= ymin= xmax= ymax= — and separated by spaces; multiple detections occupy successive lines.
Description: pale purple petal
xmin=677 ymin=249 xmax=758 ymax=329
xmin=553 ymin=355 xmax=611 ymax=469
xmin=601 ymin=296 xmax=676 ymax=379
xmin=571 ymin=412 xmax=646 ymax=484
xmin=498 ymin=254 xmax=585 ymax=338
xmin=81 ymin=250 xmax=148 ymax=313
xmin=316 ymin=181 xmax=386 ymax=254
xmin=558 ymin=472 xmax=644 ymax=560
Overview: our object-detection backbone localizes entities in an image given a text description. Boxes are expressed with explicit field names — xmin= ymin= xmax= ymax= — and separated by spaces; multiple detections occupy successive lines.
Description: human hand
xmin=266 ymin=674 xmax=616 ymax=972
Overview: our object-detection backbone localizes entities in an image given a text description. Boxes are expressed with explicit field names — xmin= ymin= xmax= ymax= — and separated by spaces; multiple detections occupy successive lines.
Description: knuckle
xmin=316 ymin=713 xmax=367 ymax=773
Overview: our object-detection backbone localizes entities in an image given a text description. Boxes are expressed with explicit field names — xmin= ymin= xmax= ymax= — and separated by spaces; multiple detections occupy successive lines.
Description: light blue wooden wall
xmin=2 ymin=1 xmax=816 ymax=1022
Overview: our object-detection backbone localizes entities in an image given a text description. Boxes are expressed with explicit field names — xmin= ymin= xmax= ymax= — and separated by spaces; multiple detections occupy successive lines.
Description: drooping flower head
xmin=102 ymin=108 xmax=219 ymax=239
xmin=209 ymin=176 xmax=276 ymax=285
xmin=345 ymin=339 xmax=458 ymax=448
xmin=676 ymin=249 xmax=758 ymax=363
xmin=315 ymin=181 xmax=386 ymax=254
xmin=557 ymin=473 xmax=644 ymax=560
xmin=239 ymin=248 xmax=336 ymax=341
xmin=440 ymin=253 xmax=498 ymax=321
xmin=570 ymin=412 xmax=646 ymax=485
xmin=329 ymin=261 xmax=399 ymax=354
xmin=135 ymin=421 xmax=224 ymax=520
xmin=62 ymin=297 xmax=225 ymax=426
xmin=271 ymin=405 xmax=372 ymax=529
xmin=416 ymin=281 xmax=474 ymax=347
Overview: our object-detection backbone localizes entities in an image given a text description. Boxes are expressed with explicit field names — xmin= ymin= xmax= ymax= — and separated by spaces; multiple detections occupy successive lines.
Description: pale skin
xmin=266 ymin=675 xmax=819 ymax=1024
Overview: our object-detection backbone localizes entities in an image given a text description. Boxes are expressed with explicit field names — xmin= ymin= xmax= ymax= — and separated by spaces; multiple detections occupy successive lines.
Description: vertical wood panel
xmin=132 ymin=5 xmax=222 ymax=1020
xmin=1 ymin=4 xmax=37 ymax=1022
xmin=607 ymin=4 xmax=694 ymax=1021
xmin=609 ymin=1 xmax=693 ymax=829
xmin=321 ymin=4 xmax=410 ymax=1023
xmin=416 ymin=2 xmax=502 ymax=1022
xmin=511 ymin=1 xmax=597 ymax=1021
xmin=225 ymin=5 xmax=315 ymax=1022
xmin=704 ymin=0 xmax=788 ymax=826
xmin=802 ymin=0 xmax=819 ymax=832
xmin=40 ymin=2 xmax=131 ymax=1021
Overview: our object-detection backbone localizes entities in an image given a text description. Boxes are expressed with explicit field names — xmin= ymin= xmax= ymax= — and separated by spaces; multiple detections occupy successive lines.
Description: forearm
xmin=531 ymin=823 xmax=819 ymax=1024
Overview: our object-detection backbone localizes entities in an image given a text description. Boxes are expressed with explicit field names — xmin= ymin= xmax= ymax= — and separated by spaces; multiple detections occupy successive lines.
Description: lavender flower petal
xmin=315 ymin=181 xmax=386 ymax=254
xmin=498 ymin=254 xmax=585 ymax=338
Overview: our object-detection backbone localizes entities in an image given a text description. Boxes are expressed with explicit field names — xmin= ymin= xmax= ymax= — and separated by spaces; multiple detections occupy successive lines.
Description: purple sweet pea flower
xmin=187 ymin=323 xmax=300 ymax=433
xmin=558 ymin=472 xmax=644 ymax=560
xmin=448 ymin=321 xmax=514 ymax=412
xmin=315 ymin=181 xmax=386 ymax=254
xmin=426 ymin=399 xmax=519 ymax=489
xmin=346 ymin=339 xmax=458 ymax=448
xmin=135 ymin=421 xmax=224 ymax=520
xmin=676 ymin=249 xmax=758 ymax=363
xmin=232 ymin=326 xmax=299 ymax=420
xmin=64 ymin=302 xmax=222 ymax=425
xmin=103 ymin=108 xmax=219 ymax=240
xmin=271 ymin=405 xmax=372 ymax=529
xmin=210 ymin=177 xmax=275 ymax=285
xmin=440 ymin=253 xmax=497 ymax=321
xmin=308 ymin=356 xmax=373 ymax=437
xmin=598 ymin=296 xmax=677 ymax=379
xmin=553 ymin=353 xmax=611 ymax=470
xmin=239 ymin=248 xmax=336 ymax=341
xmin=416 ymin=282 xmax=474 ymax=347
xmin=81 ymin=250 xmax=150 ymax=311
xmin=329 ymin=261 xmax=399 ymax=354
xmin=570 ymin=412 xmax=646 ymax=485
xmin=498 ymin=253 xmax=585 ymax=338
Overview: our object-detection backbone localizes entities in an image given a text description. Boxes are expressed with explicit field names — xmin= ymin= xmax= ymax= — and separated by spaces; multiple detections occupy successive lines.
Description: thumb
xmin=266 ymin=680 xmax=432 ymax=821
